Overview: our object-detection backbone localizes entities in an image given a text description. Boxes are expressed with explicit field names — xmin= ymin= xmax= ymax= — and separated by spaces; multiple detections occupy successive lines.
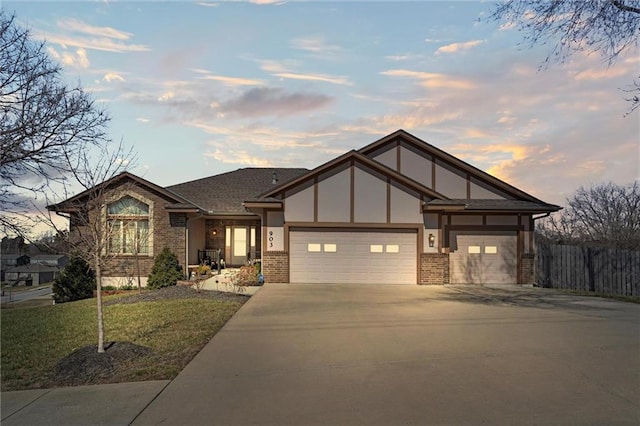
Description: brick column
xmin=520 ymin=253 xmax=535 ymax=285
xmin=419 ymin=253 xmax=449 ymax=285
xmin=263 ymin=251 xmax=289 ymax=283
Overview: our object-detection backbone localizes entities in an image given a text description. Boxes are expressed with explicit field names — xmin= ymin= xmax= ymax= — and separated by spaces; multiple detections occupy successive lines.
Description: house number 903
xmin=268 ymin=231 xmax=274 ymax=247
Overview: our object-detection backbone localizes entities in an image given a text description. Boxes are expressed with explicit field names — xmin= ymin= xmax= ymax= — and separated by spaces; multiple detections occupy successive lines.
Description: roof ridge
xmin=166 ymin=167 xmax=309 ymax=189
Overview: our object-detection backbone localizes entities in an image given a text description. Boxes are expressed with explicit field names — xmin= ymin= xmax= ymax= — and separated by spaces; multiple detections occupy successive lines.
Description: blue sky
xmin=6 ymin=0 xmax=639 ymax=208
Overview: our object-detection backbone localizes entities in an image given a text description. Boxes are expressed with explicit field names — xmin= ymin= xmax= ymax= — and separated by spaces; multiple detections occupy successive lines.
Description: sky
xmin=5 ymin=0 xmax=640 ymax=213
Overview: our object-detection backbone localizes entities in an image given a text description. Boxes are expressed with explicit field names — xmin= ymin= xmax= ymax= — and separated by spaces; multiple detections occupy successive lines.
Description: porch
xmin=186 ymin=217 xmax=261 ymax=270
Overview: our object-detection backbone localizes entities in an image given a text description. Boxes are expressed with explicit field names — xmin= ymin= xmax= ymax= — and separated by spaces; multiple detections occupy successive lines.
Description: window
xmin=468 ymin=246 xmax=481 ymax=254
xmin=370 ymin=245 xmax=383 ymax=253
xmin=324 ymin=244 xmax=337 ymax=253
xmin=386 ymin=245 xmax=399 ymax=253
xmin=485 ymin=246 xmax=497 ymax=254
xmin=107 ymin=196 xmax=150 ymax=254
xmin=308 ymin=243 xmax=321 ymax=252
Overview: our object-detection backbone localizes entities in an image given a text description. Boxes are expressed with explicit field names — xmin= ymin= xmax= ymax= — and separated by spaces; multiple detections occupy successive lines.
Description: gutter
xmin=532 ymin=212 xmax=552 ymax=221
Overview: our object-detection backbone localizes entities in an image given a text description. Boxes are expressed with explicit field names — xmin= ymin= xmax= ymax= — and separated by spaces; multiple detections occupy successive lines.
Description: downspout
xmin=529 ymin=212 xmax=552 ymax=285
xmin=531 ymin=212 xmax=552 ymax=245
xmin=531 ymin=213 xmax=553 ymax=245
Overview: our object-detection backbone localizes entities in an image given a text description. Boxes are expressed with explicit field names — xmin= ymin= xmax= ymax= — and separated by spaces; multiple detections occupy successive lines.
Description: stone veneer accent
xmin=520 ymin=253 xmax=535 ymax=285
xmin=262 ymin=251 xmax=289 ymax=283
xmin=419 ymin=253 xmax=449 ymax=285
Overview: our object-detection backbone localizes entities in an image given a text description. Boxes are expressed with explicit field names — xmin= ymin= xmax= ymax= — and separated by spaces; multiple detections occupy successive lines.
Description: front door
xmin=231 ymin=226 xmax=248 ymax=265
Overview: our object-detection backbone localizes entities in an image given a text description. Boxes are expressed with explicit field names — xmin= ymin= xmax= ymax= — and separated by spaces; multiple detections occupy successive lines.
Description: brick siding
xmin=263 ymin=251 xmax=289 ymax=283
xmin=419 ymin=253 xmax=450 ymax=285
xmin=71 ymin=180 xmax=187 ymax=280
xmin=520 ymin=253 xmax=535 ymax=285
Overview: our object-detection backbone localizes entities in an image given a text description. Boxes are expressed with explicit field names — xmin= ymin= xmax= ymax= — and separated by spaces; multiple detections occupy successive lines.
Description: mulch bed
xmin=50 ymin=341 xmax=153 ymax=387
xmin=103 ymin=284 xmax=250 ymax=306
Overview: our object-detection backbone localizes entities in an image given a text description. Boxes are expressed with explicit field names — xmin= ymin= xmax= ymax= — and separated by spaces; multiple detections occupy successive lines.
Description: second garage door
xmin=289 ymin=230 xmax=417 ymax=284
xmin=449 ymin=231 xmax=518 ymax=284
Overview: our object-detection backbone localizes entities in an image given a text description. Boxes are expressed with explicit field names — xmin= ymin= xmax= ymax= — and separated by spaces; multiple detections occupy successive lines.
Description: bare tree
xmin=489 ymin=1 xmax=640 ymax=114
xmin=46 ymin=142 xmax=136 ymax=353
xmin=538 ymin=182 xmax=640 ymax=250
xmin=0 ymin=12 xmax=110 ymax=236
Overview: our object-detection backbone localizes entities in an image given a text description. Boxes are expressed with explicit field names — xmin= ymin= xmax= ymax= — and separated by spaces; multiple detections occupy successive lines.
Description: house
xmin=1 ymin=254 xmax=30 ymax=282
xmin=48 ymin=130 xmax=560 ymax=286
xmin=30 ymin=254 xmax=69 ymax=269
xmin=5 ymin=263 xmax=59 ymax=286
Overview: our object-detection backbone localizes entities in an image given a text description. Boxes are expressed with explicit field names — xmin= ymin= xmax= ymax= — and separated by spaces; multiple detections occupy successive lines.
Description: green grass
xmin=1 ymin=295 xmax=245 ymax=391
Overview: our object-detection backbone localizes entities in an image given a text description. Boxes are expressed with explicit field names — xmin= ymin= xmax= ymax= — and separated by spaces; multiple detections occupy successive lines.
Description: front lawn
xmin=1 ymin=287 xmax=248 ymax=391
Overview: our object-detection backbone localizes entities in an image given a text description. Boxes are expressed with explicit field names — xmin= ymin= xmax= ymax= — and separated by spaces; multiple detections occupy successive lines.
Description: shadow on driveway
xmin=441 ymin=284 xmax=629 ymax=312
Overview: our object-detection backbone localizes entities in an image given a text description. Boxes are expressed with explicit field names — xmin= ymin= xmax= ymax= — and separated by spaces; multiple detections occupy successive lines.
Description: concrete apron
xmin=133 ymin=283 xmax=640 ymax=425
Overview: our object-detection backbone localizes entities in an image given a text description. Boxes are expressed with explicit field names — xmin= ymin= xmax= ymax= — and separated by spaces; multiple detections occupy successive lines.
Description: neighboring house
xmin=5 ymin=264 xmax=59 ymax=286
xmin=30 ymin=254 xmax=69 ymax=269
xmin=1 ymin=254 xmax=30 ymax=282
xmin=48 ymin=130 xmax=560 ymax=286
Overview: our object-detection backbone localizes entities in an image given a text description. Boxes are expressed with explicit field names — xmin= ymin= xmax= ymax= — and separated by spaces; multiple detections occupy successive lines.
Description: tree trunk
xmin=95 ymin=259 xmax=105 ymax=353
xmin=135 ymin=249 xmax=141 ymax=294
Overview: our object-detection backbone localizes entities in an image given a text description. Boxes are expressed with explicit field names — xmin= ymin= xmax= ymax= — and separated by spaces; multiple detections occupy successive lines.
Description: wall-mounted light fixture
xmin=428 ymin=233 xmax=435 ymax=248
xmin=212 ymin=229 xmax=218 ymax=236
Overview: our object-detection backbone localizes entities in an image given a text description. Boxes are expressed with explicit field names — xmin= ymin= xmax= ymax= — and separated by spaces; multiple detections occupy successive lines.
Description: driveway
xmin=134 ymin=284 xmax=640 ymax=425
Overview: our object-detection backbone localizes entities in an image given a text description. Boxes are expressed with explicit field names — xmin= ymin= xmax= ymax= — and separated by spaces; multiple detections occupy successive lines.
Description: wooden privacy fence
xmin=536 ymin=242 xmax=640 ymax=296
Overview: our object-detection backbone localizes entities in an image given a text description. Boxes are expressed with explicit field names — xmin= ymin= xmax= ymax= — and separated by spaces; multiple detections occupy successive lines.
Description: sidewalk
xmin=1 ymin=381 xmax=169 ymax=426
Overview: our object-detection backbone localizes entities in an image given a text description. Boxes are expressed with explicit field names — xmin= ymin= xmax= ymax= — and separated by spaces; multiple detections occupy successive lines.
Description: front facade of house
xmin=5 ymin=264 xmax=59 ymax=286
xmin=50 ymin=130 xmax=559 ymax=286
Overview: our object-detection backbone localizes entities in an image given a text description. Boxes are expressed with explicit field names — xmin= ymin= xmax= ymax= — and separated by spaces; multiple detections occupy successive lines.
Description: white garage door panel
xmin=290 ymin=231 xmax=416 ymax=284
xmin=449 ymin=232 xmax=517 ymax=284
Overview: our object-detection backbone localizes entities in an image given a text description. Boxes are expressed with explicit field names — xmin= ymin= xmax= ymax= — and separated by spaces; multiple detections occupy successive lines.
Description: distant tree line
xmin=537 ymin=182 xmax=640 ymax=251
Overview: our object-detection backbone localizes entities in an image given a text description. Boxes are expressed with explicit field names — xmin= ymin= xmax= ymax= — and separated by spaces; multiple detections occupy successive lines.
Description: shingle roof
xmin=166 ymin=168 xmax=308 ymax=214
xmin=426 ymin=199 xmax=561 ymax=213
xmin=47 ymin=172 xmax=191 ymax=212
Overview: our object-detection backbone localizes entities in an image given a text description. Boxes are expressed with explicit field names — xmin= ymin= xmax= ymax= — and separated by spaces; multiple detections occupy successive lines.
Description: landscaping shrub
xmin=52 ymin=257 xmax=96 ymax=303
xmin=196 ymin=264 xmax=212 ymax=276
xmin=232 ymin=264 xmax=260 ymax=286
xmin=147 ymin=248 xmax=183 ymax=289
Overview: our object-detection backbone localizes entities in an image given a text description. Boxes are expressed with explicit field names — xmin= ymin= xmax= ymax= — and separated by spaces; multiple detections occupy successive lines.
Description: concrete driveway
xmin=134 ymin=284 xmax=640 ymax=425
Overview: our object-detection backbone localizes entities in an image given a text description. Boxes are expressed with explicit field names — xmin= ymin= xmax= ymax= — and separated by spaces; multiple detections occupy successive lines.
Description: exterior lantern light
xmin=212 ymin=229 xmax=218 ymax=236
xmin=428 ymin=233 xmax=435 ymax=247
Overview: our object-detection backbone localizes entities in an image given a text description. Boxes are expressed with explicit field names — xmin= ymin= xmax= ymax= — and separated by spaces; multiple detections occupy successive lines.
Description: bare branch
xmin=489 ymin=1 xmax=640 ymax=114
xmin=610 ymin=0 xmax=640 ymax=15
xmin=537 ymin=182 xmax=640 ymax=250
xmin=0 ymin=11 xmax=111 ymax=236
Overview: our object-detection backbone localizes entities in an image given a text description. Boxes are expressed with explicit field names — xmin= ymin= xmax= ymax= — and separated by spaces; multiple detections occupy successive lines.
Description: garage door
xmin=449 ymin=231 xmax=517 ymax=284
xmin=290 ymin=230 xmax=417 ymax=284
